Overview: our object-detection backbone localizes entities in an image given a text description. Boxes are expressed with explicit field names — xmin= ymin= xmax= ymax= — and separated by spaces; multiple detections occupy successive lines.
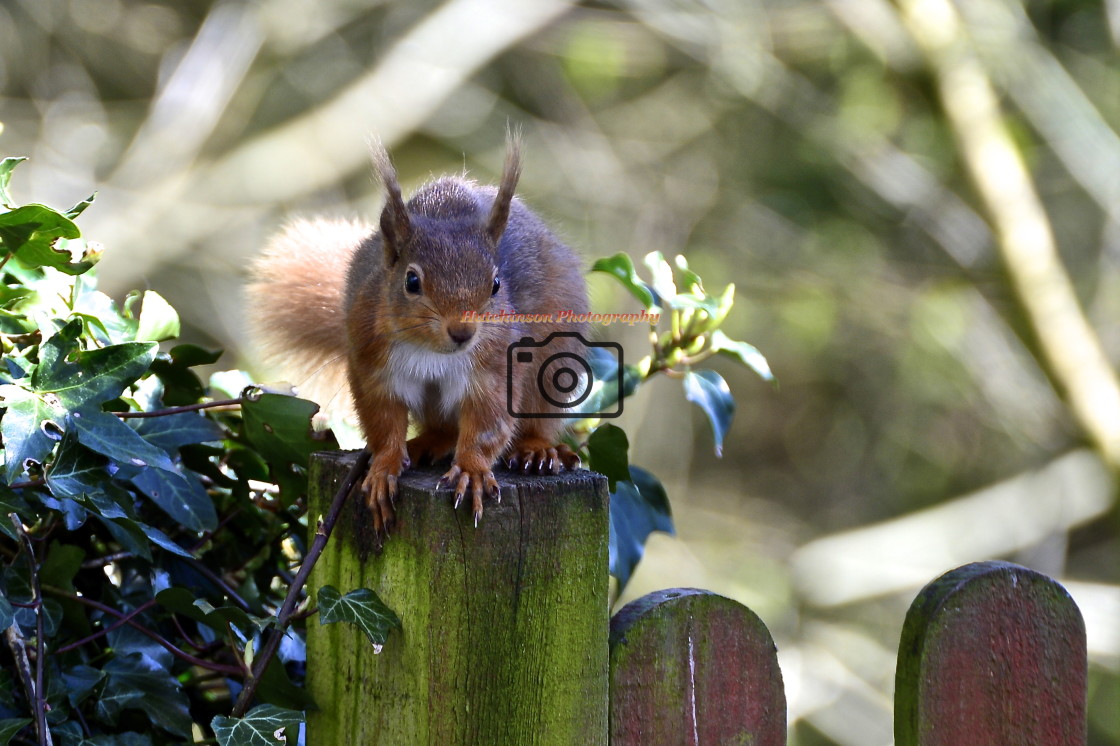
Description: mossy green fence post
xmin=306 ymin=450 xmax=610 ymax=745
xmin=895 ymin=561 xmax=1088 ymax=746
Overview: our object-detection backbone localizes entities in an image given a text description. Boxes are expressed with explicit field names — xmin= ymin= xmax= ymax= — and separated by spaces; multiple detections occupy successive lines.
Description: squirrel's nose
xmin=447 ymin=323 xmax=475 ymax=347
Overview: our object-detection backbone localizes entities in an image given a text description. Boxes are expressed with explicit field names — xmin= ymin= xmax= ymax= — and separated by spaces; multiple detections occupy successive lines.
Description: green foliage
xmin=212 ymin=705 xmax=303 ymax=746
xmin=0 ymin=158 xmax=379 ymax=744
xmin=586 ymin=250 xmax=772 ymax=590
xmin=0 ymin=156 xmax=769 ymax=741
xmin=317 ymin=585 xmax=402 ymax=650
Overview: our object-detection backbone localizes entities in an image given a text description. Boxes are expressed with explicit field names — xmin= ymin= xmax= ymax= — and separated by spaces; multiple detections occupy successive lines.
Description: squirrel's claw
xmin=439 ymin=463 xmax=499 ymax=525
xmin=507 ymin=440 xmax=581 ymax=475
xmin=362 ymin=450 xmax=410 ymax=541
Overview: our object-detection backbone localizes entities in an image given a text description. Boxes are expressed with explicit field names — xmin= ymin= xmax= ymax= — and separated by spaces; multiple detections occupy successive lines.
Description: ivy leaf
xmin=148 ymin=345 xmax=222 ymax=406
xmin=97 ymin=653 xmax=192 ymax=737
xmin=34 ymin=322 xmax=157 ymax=409
xmin=135 ymin=290 xmax=180 ymax=343
xmin=64 ymin=192 xmax=96 ymax=220
xmin=211 ymin=704 xmax=304 ymax=746
xmin=609 ymin=465 xmax=675 ymax=592
xmin=241 ymin=394 xmax=331 ymax=470
xmin=256 ymin=656 xmax=316 ymax=710
xmin=682 ymin=369 xmax=735 ymax=456
xmin=0 ymin=384 xmax=64 ymax=483
xmin=131 ymin=466 xmax=217 ymax=532
xmin=0 ymin=156 xmax=28 ymax=208
xmin=155 ymin=587 xmax=270 ymax=636
xmin=590 ymin=252 xmax=659 ymax=310
xmin=0 ymin=719 xmax=31 ymax=746
xmin=98 ymin=517 xmax=153 ymax=562
xmin=78 ymin=734 xmax=153 ymax=746
xmin=0 ymin=594 xmax=13 ymax=630
xmin=318 ymin=585 xmax=401 ymax=651
xmin=587 ymin=423 xmax=630 ymax=492
xmin=135 ymin=411 xmax=224 ymax=452
xmin=68 ymin=410 xmax=176 ymax=472
xmin=0 ymin=488 xmax=31 ymax=540
xmin=711 ymin=330 xmax=773 ymax=382
xmin=61 ymin=665 xmax=104 ymax=707
xmin=97 ymin=516 xmax=193 ymax=561
xmin=242 ymin=393 xmax=336 ymax=505
xmin=0 ymin=204 xmax=85 ymax=273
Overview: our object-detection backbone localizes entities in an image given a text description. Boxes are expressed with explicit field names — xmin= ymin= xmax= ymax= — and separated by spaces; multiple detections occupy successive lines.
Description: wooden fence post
xmin=609 ymin=588 xmax=786 ymax=745
xmin=305 ymin=450 xmax=610 ymax=745
xmin=895 ymin=561 xmax=1087 ymax=746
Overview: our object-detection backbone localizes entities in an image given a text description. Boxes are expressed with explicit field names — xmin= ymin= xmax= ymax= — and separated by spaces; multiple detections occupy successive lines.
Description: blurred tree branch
xmin=896 ymin=0 xmax=1120 ymax=472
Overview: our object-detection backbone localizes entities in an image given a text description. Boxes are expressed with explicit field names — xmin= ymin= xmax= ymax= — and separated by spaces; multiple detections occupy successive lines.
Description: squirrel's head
xmin=370 ymin=138 xmax=521 ymax=354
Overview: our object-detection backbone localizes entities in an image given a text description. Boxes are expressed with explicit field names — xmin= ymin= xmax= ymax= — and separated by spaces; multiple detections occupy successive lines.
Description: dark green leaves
xmin=318 ymin=585 xmax=401 ymax=650
xmin=97 ymin=654 xmax=192 ymax=738
xmin=0 ymin=719 xmax=31 ymax=746
xmin=609 ymin=466 xmax=675 ymax=592
xmin=212 ymin=705 xmax=304 ymax=746
xmin=242 ymin=393 xmax=337 ymax=503
xmin=587 ymin=424 xmax=630 ymax=492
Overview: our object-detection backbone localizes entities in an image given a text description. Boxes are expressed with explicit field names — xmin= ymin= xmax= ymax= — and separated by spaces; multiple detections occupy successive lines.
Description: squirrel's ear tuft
xmin=486 ymin=130 xmax=522 ymax=245
xmin=370 ymin=139 xmax=411 ymax=263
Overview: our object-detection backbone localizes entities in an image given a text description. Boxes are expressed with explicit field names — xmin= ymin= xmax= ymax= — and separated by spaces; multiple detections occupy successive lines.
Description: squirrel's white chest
xmin=386 ymin=342 xmax=472 ymax=418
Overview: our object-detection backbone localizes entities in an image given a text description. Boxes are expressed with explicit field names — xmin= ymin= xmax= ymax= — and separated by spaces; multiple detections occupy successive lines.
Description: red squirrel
xmin=246 ymin=136 xmax=589 ymax=535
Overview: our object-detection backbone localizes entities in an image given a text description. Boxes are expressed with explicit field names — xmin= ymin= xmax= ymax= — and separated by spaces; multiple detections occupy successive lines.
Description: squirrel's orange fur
xmin=246 ymin=137 xmax=588 ymax=536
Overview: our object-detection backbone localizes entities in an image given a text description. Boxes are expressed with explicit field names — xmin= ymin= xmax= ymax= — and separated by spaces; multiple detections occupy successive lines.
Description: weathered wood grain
xmin=306 ymin=450 xmax=610 ymax=745
xmin=895 ymin=561 xmax=1087 ymax=746
xmin=609 ymin=588 xmax=786 ymax=745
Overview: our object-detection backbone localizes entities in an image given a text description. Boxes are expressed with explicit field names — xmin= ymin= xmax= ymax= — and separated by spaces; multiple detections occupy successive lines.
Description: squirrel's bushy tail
xmin=245 ymin=217 xmax=369 ymax=417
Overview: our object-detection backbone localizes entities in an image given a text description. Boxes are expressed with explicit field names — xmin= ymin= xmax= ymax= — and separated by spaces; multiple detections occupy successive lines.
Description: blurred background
xmin=2 ymin=0 xmax=1118 ymax=741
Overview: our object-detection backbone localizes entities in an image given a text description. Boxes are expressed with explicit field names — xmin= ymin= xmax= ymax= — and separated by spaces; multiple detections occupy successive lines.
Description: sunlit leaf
xmin=590 ymin=252 xmax=658 ymax=310
xmin=711 ymin=330 xmax=772 ymax=382
xmin=0 ymin=204 xmax=85 ymax=273
xmin=0 ymin=384 xmax=64 ymax=483
xmin=643 ymin=251 xmax=677 ymax=301
xmin=0 ymin=156 xmax=28 ymax=208
xmin=135 ymin=290 xmax=180 ymax=343
xmin=682 ymin=369 xmax=735 ymax=456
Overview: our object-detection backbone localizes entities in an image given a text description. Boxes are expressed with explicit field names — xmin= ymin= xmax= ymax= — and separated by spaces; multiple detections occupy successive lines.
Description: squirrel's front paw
xmin=506 ymin=438 xmax=581 ymax=475
xmin=361 ymin=450 xmax=410 ymax=536
xmin=438 ymin=462 xmax=500 ymax=527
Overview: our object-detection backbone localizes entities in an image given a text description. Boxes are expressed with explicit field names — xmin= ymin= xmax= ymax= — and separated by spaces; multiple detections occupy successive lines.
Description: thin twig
xmin=52 ymin=598 xmax=158 ymax=655
xmin=231 ymin=450 xmax=370 ymax=717
xmin=8 ymin=513 xmax=50 ymax=746
xmin=114 ymin=397 xmax=242 ymax=419
xmin=41 ymin=585 xmax=242 ymax=676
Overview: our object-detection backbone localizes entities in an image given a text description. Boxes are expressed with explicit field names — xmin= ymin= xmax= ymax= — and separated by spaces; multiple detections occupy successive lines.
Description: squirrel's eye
xmin=404 ymin=270 xmax=421 ymax=295
xmin=491 ymin=276 xmax=501 ymax=296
